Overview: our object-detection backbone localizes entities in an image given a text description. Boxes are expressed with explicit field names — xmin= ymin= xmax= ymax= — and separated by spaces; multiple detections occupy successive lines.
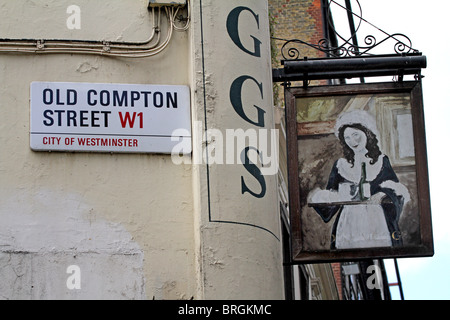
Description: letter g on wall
xmin=226 ymin=6 xmax=262 ymax=57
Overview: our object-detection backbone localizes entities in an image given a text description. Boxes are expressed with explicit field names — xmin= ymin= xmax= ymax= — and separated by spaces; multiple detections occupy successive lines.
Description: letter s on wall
xmin=241 ymin=146 xmax=266 ymax=198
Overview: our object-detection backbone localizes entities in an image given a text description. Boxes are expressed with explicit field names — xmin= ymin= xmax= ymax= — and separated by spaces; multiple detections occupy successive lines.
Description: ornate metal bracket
xmin=275 ymin=0 xmax=419 ymax=61
xmin=277 ymin=33 xmax=418 ymax=61
xmin=272 ymin=0 xmax=425 ymax=85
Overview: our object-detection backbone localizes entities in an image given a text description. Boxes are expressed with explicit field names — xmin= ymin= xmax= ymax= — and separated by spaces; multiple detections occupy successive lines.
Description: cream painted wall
xmin=190 ymin=0 xmax=284 ymax=299
xmin=0 ymin=0 xmax=154 ymax=41
xmin=0 ymin=0 xmax=195 ymax=299
xmin=0 ymin=0 xmax=284 ymax=300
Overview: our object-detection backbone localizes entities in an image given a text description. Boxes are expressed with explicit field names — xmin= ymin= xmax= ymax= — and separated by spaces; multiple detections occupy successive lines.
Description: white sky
xmin=330 ymin=0 xmax=450 ymax=300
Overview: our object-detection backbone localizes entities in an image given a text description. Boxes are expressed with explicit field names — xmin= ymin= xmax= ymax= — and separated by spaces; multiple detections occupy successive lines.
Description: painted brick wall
xmin=332 ymin=262 xmax=343 ymax=299
xmin=269 ymin=1 xmax=340 ymax=300
xmin=269 ymin=0 xmax=326 ymax=65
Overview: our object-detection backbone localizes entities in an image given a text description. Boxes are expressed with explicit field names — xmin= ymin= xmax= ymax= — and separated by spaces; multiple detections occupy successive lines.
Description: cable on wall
xmin=0 ymin=1 xmax=190 ymax=58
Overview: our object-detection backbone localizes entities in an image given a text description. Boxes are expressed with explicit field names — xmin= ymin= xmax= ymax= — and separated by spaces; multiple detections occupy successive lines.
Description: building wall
xmin=269 ymin=0 xmax=325 ymax=65
xmin=268 ymin=0 xmax=341 ymax=300
xmin=0 ymin=0 xmax=195 ymax=300
xmin=0 ymin=0 xmax=285 ymax=300
xmin=190 ymin=0 xmax=284 ymax=299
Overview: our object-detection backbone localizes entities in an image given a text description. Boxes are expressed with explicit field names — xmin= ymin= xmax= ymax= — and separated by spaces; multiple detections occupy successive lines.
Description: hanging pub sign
xmin=285 ymin=81 xmax=433 ymax=262
xmin=30 ymin=81 xmax=191 ymax=154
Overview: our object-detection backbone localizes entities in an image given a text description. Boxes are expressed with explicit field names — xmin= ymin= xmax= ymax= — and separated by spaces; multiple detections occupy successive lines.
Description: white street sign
xmin=30 ymin=82 xmax=191 ymax=154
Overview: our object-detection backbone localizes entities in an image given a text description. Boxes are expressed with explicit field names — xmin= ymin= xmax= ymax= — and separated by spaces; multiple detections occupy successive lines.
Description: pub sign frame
xmin=285 ymin=81 xmax=434 ymax=263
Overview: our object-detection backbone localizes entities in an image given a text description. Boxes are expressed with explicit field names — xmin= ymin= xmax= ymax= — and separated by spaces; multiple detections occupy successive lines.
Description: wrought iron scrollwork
xmin=276 ymin=0 xmax=419 ymax=60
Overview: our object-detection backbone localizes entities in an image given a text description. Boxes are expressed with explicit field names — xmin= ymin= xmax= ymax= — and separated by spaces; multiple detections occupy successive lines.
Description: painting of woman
xmin=309 ymin=110 xmax=410 ymax=250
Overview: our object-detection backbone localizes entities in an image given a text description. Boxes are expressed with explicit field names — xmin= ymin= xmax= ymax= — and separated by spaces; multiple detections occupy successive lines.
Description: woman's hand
xmin=366 ymin=192 xmax=386 ymax=205
xmin=309 ymin=188 xmax=340 ymax=204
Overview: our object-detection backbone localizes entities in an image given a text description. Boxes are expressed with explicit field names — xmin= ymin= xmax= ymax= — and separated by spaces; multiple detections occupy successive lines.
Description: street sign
xmin=30 ymin=81 xmax=191 ymax=154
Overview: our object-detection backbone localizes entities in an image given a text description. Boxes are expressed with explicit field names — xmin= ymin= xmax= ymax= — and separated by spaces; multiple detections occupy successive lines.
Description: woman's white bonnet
xmin=334 ymin=110 xmax=380 ymax=139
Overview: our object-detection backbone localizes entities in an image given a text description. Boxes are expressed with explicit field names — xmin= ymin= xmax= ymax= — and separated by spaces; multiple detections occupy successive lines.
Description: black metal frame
xmin=273 ymin=53 xmax=426 ymax=85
